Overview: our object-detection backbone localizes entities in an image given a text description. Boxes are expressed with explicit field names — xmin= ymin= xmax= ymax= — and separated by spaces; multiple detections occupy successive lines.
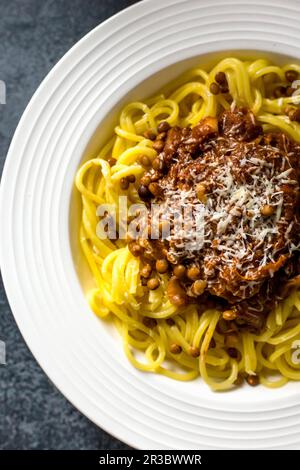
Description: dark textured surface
xmin=0 ymin=0 xmax=141 ymax=450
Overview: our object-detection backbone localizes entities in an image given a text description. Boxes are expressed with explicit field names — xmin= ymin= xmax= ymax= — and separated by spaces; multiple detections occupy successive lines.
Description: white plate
xmin=1 ymin=0 xmax=300 ymax=449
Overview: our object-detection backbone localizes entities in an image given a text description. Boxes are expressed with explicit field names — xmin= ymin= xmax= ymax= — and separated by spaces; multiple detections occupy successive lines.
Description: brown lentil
xmin=148 ymin=182 xmax=163 ymax=197
xmin=140 ymin=175 xmax=151 ymax=186
xmin=227 ymin=347 xmax=239 ymax=359
xmin=128 ymin=242 xmax=142 ymax=257
xmin=210 ymin=82 xmax=220 ymax=95
xmin=143 ymin=129 xmax=156 ymax=140
xmin=139 ymin=155 xmax=151 ymax=167
xmin=274 ymin=86 xmax=286 ymax=98
xmin=263 ymin=72 xmax=277 ymax=84
xmin=234 ymin=374 xmax=245 ymax=386
xmin=215 ymin=71 xmax=226 ymax=84
xmin=286 ymin=86 xmax=295 ymax=97
xmin=152 ymin=157 xmax=164 ymax=171
xmin=152 ymin=140 xmax=165 ymax=152
xmin=127 ymin=174 xmax=136 ymax=183
xmin=173 ymin=264 xmax=186 ymax=279
xmin=285 ymin=69 xmax=298 ymax=82
xmin=220 ymin=83 xmax=229 ymax=94
xmin=140 ymin=264 xmax=152 ymax=279
xmin=138 ymin=184 xmax=152 ymax=200
xmin=222 ymin=309 xmax=237 ymax=321
xmin=147 ymin=278 xmax=160 ymax=290
xmin=246 ymin=374 xmax=260 ymax=386
xmin=189 ymin=346 xmax=200 ymax=358
xmin=187 ymin=266 xmax=201 ymax=281
xmin=170 ymin=343 xmax=182 ymax=354
xmin=143 ymin=317 xmax=157 ymax=328
xmin=120 ymin=177 xmax=130 ymax=190
xmin=156 ymin=259 xmax=169 ymax=274
xmin=157 ymin=121 xmax=171 ymax=133
xmin=108 ymin=157 xmax=117 ymax=167
xmin=191 ymin=279 xmax=207 ymax=296
xmin=171 ymin=293 xmax=188 ymax=306
xmin=260 ymin=204 xmax=275 ymax=216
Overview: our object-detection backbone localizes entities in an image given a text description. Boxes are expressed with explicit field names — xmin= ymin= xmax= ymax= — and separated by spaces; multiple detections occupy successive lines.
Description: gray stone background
xmin=0 ymin=0 xmax=142 ymax=450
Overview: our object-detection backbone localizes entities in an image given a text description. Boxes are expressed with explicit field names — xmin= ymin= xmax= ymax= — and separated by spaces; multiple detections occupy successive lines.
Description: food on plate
xmin=76 ymin=58 xmax=300 ymax=390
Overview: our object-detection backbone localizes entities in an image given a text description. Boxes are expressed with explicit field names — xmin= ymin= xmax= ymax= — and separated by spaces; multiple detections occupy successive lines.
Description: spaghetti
xmin=76 ymin=58 xmax=300 ymax=390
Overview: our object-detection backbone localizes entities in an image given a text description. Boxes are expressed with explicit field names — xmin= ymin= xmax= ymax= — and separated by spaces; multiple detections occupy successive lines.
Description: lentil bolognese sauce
xmin=76 ymin=58 xmax=300 ymax=390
